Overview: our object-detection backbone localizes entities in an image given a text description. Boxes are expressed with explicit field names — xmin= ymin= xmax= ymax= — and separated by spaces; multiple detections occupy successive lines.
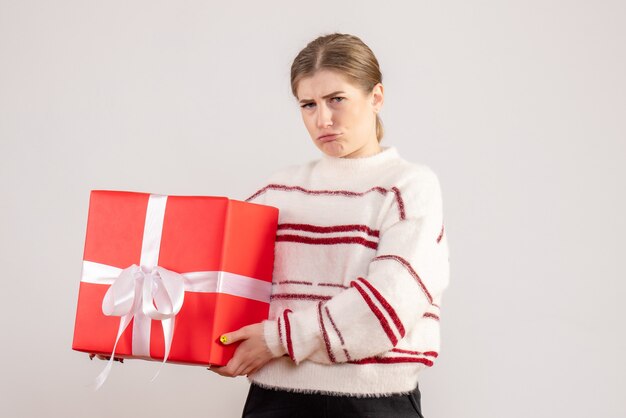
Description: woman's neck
xmin=318 ymin=145 xmax=399 ymax=172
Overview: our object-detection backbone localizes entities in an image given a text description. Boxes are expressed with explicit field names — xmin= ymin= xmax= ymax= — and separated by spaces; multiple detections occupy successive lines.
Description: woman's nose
xmin=316 ymin=104 xmax=333 ymax=128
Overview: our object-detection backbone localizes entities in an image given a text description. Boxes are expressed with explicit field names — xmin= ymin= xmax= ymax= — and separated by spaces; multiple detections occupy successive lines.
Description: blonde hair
xmin=290 ymin=33 xmax=384 ymax=143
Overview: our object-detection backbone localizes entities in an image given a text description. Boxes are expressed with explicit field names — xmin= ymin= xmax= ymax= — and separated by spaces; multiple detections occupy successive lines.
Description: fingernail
xmin=220 ymin=335 xmax=228 ymax=344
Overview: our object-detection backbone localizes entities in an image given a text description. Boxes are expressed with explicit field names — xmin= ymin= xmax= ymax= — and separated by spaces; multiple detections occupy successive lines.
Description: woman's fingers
xmin=245 ymin=361 xmax=263 ymax=376
xmin=207 ymin=367 xmax=236 ymax=378
xmin=88 ymin=353 xmax=124 ymax=363
xmin=208 ymin=361 xmax=263 ymax=377
xmin=233 ymin=361 xmax=248 ymax=377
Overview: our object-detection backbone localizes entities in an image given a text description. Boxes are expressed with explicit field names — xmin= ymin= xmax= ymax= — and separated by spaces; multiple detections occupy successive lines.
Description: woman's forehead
xmin=297 ymin=70 xmax=359 ymax=99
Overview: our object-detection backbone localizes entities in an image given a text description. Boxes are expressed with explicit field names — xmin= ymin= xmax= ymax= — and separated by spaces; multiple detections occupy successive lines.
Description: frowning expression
xmin=296 ymin=69 xmax=383 ymax=158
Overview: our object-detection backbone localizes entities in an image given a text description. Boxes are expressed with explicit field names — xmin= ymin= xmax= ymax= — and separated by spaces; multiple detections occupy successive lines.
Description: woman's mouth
xmin=318 ymin=133 xmax=341 ymax=142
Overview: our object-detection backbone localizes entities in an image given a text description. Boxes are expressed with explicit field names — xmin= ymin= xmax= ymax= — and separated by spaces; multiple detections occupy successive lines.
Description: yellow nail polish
xmin=220 ymin=335 xmax=228 ymax=344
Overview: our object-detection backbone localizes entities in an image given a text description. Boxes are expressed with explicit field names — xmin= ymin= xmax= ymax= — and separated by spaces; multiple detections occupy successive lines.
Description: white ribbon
xmin=93 ymin=264 xmax=185 ymax=390
xmin=82 ymin=261 xmax=273 ymax=302
xmin=85 ymin=193 xmax=272 ymax=390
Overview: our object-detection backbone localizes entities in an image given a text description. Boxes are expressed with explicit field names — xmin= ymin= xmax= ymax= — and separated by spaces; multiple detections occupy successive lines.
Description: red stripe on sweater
xmin=350 ymin=280 xmax=398 ymax=346
xmin=271 ymin=293 xmax=332 ymax=301
xmin=278 ymin=223 xmax=380 ymax=238
xmin=437 ymin=223 xmax=444 ymax=243
xmin=372 ymin=255 xmax=434 ymax=304
xmin=349 ymin=356 xmax=434 ymax=367
xmin=391 ymin=187 xmax=406 ymax=220
xmin=324 ymin=306 xmax=352 ymax=362
xmin=277 ymin=316 xmax=284 ymax=350
xmin=422 ymin=312 xmax=440 ymax=321
xmin=273 ymin=280 xmax=314 ymax=285
xmin=245 ymin=184 xmax=406 ymax=221
xmin=318 ymin=301 xmax=336 ymax=363
xmin=357 ymin=277 xmax=405 ymax=338
xmin=273 ymin=280 xmax=349 ymax=289
xmin=276 ymin=234 xmax=378 ymax=250
xmin=318 ymin=283 xmax=350 ymax=289
xmin=391 ymin=348 xmax=439 ymax=357
xmin=324 ymin=306 xmax=345 ymax=345
xmin=283 ymin=309 xmax=294 ymax=362
xmin=246 ymin=184 xmax=388 ymax=201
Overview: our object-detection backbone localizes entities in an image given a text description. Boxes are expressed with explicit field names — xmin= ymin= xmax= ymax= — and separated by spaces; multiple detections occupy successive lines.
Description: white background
xmin=1 ymin=1 xmax=624 ymax=417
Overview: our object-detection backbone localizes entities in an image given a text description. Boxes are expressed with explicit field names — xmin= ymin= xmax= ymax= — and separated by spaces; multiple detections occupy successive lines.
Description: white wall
xmin=1 ymin=1 xmax=624 ymax=417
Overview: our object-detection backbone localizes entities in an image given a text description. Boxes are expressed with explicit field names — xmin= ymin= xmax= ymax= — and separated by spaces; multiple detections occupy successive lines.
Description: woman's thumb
xmin=219 ymin=329 xmax=243 ymax=345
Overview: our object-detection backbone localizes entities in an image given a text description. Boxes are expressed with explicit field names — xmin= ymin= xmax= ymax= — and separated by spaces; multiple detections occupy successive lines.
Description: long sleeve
xmin=262 ymin=169 xmax=450 ymax=364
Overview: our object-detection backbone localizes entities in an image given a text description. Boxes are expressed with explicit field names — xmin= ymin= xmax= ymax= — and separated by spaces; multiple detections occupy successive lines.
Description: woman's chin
xmin=318 ymin=140 xmax=345 ymax=157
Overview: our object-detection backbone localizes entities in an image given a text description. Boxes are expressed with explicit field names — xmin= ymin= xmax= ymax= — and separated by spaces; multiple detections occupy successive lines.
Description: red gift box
xmin=72 ymin=190 xmax=278 ymax=385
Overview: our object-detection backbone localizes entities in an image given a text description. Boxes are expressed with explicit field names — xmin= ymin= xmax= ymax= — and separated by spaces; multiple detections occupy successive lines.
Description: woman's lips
xmin=318 ymin=133 xmax=341 ymax=142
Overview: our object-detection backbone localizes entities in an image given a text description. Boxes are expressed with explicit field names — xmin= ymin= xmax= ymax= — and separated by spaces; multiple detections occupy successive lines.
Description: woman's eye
xmin=300 ymin=97 xmax=344 ymax=109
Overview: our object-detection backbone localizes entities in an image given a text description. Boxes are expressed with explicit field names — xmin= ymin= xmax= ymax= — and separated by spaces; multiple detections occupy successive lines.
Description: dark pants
xmin=241 ymin=382 xmax=424 ymax=418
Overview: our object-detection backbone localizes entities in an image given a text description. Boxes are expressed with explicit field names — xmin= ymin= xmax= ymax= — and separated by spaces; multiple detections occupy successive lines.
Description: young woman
xmin=209 ymin=33 xmax=450 ymax=418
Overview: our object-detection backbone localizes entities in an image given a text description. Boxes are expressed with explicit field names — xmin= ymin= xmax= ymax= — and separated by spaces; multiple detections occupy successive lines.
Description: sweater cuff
xmin=262 ymin=319 xmax=287 ymax=358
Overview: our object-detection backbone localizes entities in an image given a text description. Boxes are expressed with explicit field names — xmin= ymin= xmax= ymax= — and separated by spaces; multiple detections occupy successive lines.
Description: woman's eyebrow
xmin=298 ymin=91 xmax=346 ymax=104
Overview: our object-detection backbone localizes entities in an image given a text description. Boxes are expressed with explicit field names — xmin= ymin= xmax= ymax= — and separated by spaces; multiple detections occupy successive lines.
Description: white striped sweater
xmin=244 ymin=145 xmax=450 ymax=397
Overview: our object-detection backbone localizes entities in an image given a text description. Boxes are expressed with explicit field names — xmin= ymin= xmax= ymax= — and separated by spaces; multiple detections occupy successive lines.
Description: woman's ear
xmin=371 ymin=82 xmax=384 ymax=111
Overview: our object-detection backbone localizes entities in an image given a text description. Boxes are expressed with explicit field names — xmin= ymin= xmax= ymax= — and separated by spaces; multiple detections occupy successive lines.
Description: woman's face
xmin=296 ymin=69 xmax=384 ymax=159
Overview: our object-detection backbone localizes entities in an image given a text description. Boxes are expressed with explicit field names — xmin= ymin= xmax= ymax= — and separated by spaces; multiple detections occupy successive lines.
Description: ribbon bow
xmin=93 ymin=264 xmax=185 ymax=390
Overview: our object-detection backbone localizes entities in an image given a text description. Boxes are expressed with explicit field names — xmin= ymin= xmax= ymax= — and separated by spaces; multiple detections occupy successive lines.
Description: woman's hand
xmin=89 ymin=353 xmax=124 ymax=363
xmin=207 ymin=322 xmax=276 ymax=378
